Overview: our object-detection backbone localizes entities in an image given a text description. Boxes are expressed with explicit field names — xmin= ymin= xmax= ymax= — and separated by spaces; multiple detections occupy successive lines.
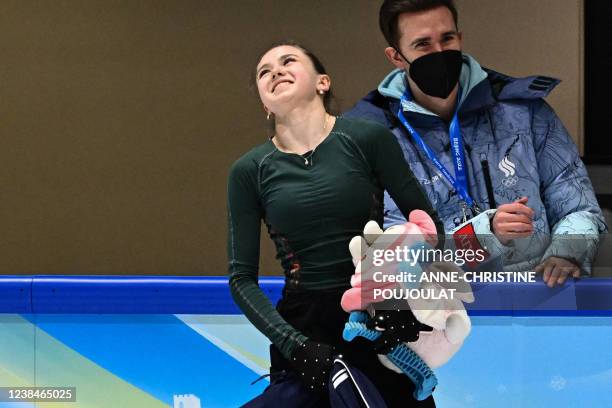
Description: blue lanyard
xmin=397 ymin=91 xmax=481 ymax=214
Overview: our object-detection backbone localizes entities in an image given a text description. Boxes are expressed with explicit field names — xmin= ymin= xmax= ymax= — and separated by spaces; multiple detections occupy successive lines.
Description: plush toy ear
xmin=349 ymin=236 xmax=367 ymax=266
xmin=408 ymin=210 xmax=438 ymax=247
xmin=363 ymin=220 xmax=383 ymax=245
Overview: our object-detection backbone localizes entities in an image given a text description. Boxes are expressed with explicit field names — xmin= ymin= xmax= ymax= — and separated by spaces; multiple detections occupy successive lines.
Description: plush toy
xmin=341 ymin=210 xmax=474 ymax=370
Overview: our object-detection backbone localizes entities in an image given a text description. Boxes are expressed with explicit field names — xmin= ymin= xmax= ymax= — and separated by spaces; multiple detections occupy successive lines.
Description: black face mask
xmin=401 ymin=49 xmax=463 ymax=99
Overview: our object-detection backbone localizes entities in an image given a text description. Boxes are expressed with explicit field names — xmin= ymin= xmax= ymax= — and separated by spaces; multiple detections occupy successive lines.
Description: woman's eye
xmin=283 ymin=58 xmax=295 ymax=65
xmin=415 ymin=42 xmax=428 ymax=48
xmin=258 ymin=70 xmax=269 ymax=79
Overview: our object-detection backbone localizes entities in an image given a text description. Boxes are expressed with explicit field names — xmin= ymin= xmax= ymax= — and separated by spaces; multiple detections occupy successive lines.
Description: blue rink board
xmin=1 ymin=314 xmax=610 ymax=408
xmin=0 ymin=276 xmax=611 ymax=407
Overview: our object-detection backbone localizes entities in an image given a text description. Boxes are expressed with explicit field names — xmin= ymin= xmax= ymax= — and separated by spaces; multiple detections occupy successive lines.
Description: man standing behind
xmin=345 ymin=0 xmax=606 ymax=287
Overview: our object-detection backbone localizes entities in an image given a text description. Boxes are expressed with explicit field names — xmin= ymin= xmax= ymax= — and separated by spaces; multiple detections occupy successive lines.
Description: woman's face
xmin=255 ymin=45 xmax=327 ymax=116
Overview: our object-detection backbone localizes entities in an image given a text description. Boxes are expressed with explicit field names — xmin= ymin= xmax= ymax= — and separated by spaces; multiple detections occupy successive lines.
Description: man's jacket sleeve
xmin=532 ymin=100 xmax=607 ymax=273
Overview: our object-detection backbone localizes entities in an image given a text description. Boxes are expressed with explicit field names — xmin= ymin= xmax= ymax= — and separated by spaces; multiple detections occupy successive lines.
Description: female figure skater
xmin=228 ymin=41 xmax=442 ymax=407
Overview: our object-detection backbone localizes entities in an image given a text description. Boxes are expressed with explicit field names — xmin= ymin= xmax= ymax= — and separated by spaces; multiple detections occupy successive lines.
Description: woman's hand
xmin=290 ymin=340 xmax=336 ymax=392
xmin=366 ymin=309 xmax=432 ymax=354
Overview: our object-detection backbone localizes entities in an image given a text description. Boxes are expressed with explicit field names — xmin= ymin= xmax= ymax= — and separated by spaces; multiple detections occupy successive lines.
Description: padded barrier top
xmin=0 ymin=276 xmax=611 ymax=315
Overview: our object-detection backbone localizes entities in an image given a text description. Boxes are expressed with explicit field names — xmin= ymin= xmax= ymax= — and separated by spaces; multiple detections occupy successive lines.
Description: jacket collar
xmin=375 ymin=53 xmax=560 ymax=119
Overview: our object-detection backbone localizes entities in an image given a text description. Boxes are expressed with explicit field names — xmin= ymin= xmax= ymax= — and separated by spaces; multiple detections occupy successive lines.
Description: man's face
xmin=385 ymin=6 xmax=462 ymax=69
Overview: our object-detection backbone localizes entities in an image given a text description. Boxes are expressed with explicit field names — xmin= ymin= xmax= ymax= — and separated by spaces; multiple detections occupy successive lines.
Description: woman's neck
xmin=273 ymin=102 xmax=333 ymax=154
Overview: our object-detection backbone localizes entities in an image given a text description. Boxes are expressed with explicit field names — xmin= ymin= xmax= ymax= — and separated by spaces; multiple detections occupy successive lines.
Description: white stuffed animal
xmin=341 ymin=212 xmax=474 ymax=369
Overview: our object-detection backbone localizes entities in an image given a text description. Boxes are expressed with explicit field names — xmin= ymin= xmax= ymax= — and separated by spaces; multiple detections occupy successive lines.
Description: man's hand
xmin=535 ymin=256 xmax=581 ymax=288
xmin=492 ymin=197 xmax=535 ymax=245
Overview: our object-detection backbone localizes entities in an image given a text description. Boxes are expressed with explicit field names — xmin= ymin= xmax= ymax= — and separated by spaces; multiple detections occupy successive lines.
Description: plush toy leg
xmin=445 ymin=310 xmax=471 ymax=344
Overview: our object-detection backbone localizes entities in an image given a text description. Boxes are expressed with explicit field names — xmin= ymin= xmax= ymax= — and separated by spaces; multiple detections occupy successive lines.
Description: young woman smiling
xmin=227 ymin=41 xmax=441 ymax=407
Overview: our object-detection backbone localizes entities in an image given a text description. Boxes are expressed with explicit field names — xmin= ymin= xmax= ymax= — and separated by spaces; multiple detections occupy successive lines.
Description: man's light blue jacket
xmin=345 ymin=54 xmax=607 ymax=272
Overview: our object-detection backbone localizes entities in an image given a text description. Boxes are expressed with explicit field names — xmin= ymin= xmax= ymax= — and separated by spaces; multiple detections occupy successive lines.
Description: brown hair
xmin=379 ymin=0 xmax=459 ymax=49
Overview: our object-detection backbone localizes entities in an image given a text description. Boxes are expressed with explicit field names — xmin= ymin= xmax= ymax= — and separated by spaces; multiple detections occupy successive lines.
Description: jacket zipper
xmin=480 ymin=153 xmax=497 ymax=209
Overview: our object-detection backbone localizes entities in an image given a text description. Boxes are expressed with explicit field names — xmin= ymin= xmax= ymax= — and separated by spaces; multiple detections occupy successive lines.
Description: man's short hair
xmin=379 ymin=0 xmax=459 ymax=48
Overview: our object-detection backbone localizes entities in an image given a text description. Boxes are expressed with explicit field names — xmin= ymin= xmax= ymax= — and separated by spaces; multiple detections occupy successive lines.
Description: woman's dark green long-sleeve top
xmin=227 ymin=117 xmax=442 ymax=359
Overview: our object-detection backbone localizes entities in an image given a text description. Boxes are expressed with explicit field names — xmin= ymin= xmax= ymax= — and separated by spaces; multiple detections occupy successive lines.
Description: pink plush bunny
xmin=341 ymin=210 xmax=438 ymax=311
xmin=341 ymin=211 xmax=473 ymax=369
